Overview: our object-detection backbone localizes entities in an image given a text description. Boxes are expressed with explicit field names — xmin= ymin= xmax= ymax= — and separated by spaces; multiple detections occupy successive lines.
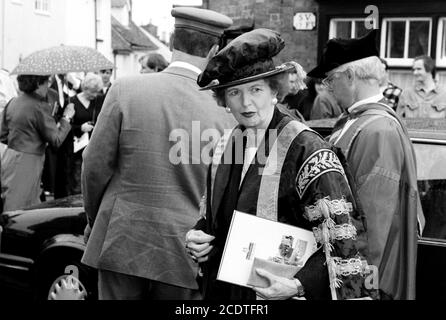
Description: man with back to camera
xmin=81 ymin=7 xmax=234 ymax=300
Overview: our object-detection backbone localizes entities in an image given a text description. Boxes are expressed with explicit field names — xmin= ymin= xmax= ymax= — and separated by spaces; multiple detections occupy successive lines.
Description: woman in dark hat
xmin=185 ymin=29 xmax=375 ymax=300
xmin=0 ymin=74 xmax=74 ymax=211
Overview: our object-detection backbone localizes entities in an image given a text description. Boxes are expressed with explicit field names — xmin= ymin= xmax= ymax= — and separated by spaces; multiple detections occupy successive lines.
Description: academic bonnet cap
xmin=307 ymin=29 xmax=379 ymax=79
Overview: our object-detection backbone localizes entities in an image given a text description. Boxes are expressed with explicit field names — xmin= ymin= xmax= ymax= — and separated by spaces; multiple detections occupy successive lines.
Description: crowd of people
xmin=0 ymin=49 xmax=171 ymax=210
xmin=0 ymin=5 xmax=442 ymax=300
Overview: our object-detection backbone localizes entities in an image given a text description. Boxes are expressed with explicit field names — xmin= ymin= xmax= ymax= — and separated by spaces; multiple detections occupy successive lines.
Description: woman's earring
xmin=272 ymin=98 xmax=278 ymax=105
xmin=226 ymin=107 xmax=232 ymax=113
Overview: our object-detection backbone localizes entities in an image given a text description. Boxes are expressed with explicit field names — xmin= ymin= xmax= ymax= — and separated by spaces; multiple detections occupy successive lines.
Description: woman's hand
xmin=252 ymin=269 xmax=300 ymax=300
xmin=185 ymin=230 xmax=215 ymax=263
xmin=81 ymin=122 xmax=94 ymax=133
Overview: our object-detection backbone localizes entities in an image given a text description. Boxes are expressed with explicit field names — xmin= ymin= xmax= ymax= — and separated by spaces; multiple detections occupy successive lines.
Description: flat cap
xmin=171 ymin=7 xmax=233 ymax=37
xmin=198 ymin=28 xmax=292 ymax=90
xmin=308 ymin=29 xmax=379 ymax=79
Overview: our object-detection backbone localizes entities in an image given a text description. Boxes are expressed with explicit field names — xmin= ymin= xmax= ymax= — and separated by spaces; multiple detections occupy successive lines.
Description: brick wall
xmin=206 ymin=0 xmax=320 ymax=72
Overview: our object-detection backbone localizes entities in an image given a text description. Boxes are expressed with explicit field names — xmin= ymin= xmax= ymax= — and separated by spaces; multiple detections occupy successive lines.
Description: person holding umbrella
xmin=0 ymin=74 xmax=75 ymax=211
xmin=10 ymin=44 xmax=115 ymax=201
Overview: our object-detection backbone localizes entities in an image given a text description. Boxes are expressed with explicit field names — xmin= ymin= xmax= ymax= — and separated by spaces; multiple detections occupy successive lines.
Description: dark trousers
xmin=98 ymin=269 xmax=202 ymax=300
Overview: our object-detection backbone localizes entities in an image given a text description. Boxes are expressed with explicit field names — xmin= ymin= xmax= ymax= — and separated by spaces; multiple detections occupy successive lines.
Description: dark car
xmin=0 ymin=118 xmax=445 ymax=300
xmin=307 ymin=117 xmax=446 ymax=300
xmin=0 ymin=195 xmax=97 ymax=300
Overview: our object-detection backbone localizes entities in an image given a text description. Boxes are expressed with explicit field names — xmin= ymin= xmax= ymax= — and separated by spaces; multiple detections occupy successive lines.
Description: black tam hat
xmin=307 ymin=29 xmax=379 ymax=79
xmin=197 ymin=28 xmax=293 ymax=90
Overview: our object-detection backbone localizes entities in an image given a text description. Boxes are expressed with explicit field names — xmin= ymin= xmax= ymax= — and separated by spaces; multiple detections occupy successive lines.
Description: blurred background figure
xmin=278 ymin=61 xmax=307 ymax=121
xmin=42 ymin=74 xmax=72 ymax=201
xmin=47 ymin=72 xmax=86 ymax=199
xmin=139 ymin=52 xmax=169 ymax=73
xmin=99 ymin=69 xmax=113 ymax=97
xmin=281 ymin=61 xmax=307 ymax=107
xmin=379 ymin=58 xmax=402 ymax=111
xmin=310 ymin=80 xmax=342 ymax=120
xmin=69 ymin=73 xmax=104 ymax=195
xmin=0 ymin=69 xmax=17 ymax=160
xmin=397 ymin=55 xmax=446 ymax=118
xmin=97 ymin=69 xmax=113 ymax=111
xmin=0 ymin=69 xmax=17 ymax=113
xmin=0 ymin=74 xmax=74 ymax=211
xmin=289 ymin=77 xmax=323 ymax=121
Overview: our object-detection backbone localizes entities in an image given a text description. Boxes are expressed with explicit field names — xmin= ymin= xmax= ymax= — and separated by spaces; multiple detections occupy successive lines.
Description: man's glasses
xmin=321 ymin=71 xmax=345 ymax=88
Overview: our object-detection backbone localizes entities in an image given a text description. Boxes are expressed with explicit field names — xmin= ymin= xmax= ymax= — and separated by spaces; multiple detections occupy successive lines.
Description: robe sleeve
xmin=292 ymin=131 xmax=374 ymax=300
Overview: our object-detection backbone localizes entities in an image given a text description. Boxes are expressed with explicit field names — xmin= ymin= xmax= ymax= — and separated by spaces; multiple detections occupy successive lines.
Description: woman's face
xmin=224 ymin=79 xmax=277 ymax=130
xmin=84 ymin=87 xmax=100 ymax=101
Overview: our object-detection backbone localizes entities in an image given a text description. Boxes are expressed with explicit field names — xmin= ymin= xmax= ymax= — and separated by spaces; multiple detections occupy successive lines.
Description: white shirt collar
xmin=348 ymin=93 xmax=385 ymax=113
xmin=169 ymin=61 xmax=202 ymax=75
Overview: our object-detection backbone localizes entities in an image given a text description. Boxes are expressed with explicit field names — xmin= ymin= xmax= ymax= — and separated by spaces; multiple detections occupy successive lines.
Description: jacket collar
xmin=162 ymin=62 xmax=202 ymax=82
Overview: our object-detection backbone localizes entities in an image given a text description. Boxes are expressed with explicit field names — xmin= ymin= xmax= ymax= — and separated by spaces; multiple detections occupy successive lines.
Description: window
xmin=96 ymin=0 xmax=104 ymax=41
xmin=329 ymin=18 xmax=371 ymax=40
xmin=381 ymin=18 xmax=432 ymax=66
xmin=413 ymin=139 xmax=446 ymax=241
xmin=436 ymin=18 xmax=446 ymax=67
xmin=35 ymin=0 xmax=50 ymax=14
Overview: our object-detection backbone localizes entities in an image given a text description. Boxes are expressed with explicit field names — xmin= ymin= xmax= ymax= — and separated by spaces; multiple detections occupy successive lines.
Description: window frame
xmin=328 ymin=18 xmax=372 ymax=40
xmin=380 ymin=17 xmax=432 ymax=67
xmin=436 ymin=18 xmax=446 ymax=67
xmin=34 ymin=0 xmax=50 ymax=16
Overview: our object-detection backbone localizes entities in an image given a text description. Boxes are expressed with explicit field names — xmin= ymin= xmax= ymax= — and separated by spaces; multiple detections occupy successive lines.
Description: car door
xmin=412 ymin=133 xmax=446 ymax=299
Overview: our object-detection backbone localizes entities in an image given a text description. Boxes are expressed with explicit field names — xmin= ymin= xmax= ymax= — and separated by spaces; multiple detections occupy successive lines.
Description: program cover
xmin=217 ymin=211 xmax=317 ymax=288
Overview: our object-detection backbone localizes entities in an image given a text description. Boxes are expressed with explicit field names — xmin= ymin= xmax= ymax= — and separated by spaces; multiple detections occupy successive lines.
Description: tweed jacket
xmin=81 ymin=65 xmax=235 ymax=289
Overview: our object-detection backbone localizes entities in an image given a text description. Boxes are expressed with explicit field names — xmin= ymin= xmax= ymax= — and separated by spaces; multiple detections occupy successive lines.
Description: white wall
xmin=97 ymin=0 xmax=113 ymax=61
xmin=111 ymin=4 xmax=129 ymax=26
xmin=0 ymin=1 xmax=4 ymax=68
xmin=2 ymin=0 xmax=66 ymax=71
xmin=64 ymin=0 xmax=112 ymax=61
xmin=0 ymin=0 xmax=113 ymax=72
xmin=65 ymin=0 xmax=96 ymax=48
xmin=114 ymin=51 xmax=145 ymax=78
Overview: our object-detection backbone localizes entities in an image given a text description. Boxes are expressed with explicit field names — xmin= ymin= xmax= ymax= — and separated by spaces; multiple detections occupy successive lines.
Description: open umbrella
xmin=11 ymin=45 xmax=114 ymax=75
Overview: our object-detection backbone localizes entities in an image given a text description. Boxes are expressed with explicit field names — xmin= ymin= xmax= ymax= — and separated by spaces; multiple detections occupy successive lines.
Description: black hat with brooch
xmin=307 ymin=29 xmax=379 ymax=79
xmin=197 ymin=28 xmax=293 ymax=90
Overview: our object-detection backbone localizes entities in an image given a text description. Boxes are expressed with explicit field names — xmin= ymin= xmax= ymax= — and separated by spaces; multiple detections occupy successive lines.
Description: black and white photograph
xmin=0 ymin=0 xmax=445 ymax=313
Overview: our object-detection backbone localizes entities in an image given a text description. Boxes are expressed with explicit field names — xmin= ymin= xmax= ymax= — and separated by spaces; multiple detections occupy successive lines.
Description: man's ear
xmin=206 ymin=44 xmax=219 ymax=63
xmin=345 ymin=68 xmax=355 ymax=84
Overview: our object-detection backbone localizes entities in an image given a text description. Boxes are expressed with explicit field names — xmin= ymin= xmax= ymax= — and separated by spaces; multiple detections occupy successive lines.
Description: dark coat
xmin=195 ymin=109 xmax=372 ymax=300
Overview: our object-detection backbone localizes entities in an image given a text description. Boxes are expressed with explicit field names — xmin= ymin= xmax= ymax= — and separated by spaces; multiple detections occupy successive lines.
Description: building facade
xmin=0 ymin=0 xmax=112 ymax=72
xmin=203 ymin=0 xmax=446 ymax=90
xmin=111 ymin=0 xmax=171 ymax=78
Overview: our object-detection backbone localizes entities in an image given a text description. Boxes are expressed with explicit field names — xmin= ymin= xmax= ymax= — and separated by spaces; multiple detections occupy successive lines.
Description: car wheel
xmin=34 ymin=251 xmax=97 ymax=301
